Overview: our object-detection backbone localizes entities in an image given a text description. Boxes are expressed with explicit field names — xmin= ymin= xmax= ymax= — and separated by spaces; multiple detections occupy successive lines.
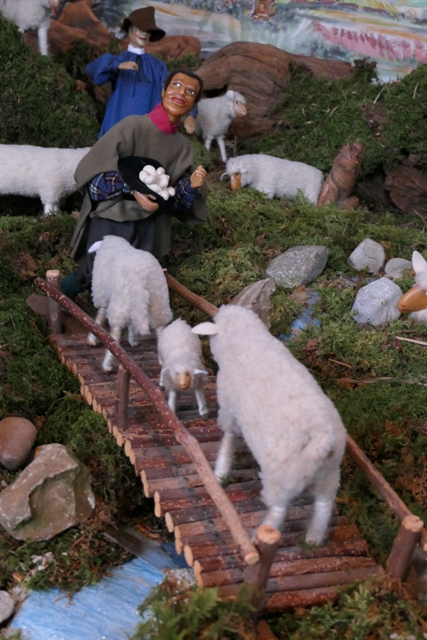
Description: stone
xmin=384 ymin=163 xmax=427 ymax=215
xmin=196 ymin=42 xmax=353 ymax=138
xmin=0 ymin=591 xmax=15 ymax=624
xmin=384 ymin=258 xmax=413 ymax=280
xmin=229 ymin=278 xmax=276 ymax=328
xmin=146 ymin=35 xmax=201 ymax=62
xmin=348 ymin=239 xmax=386 ymax=273
xmin=0 ymin=444 xmax=95 ymax=542
xmin=266 ymin=246 xmax=329 ymax=289
xmin=317 ymin=142 xmax=364 ymax=209
xmin=0 ymin=416 xmax=37 ymax=471
xmin=351 ymin=277 xmax=402 ymax=326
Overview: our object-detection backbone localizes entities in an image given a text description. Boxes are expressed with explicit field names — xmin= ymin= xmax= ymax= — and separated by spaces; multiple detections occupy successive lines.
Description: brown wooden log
xmin=266 ymin=565 xmax=384 ymax=593
xmin=256 ymin=620 xmax=278 ymax=640
xmin=243 ymin=525 xmax=282 ymax=608
xmin=166 ymin=273 xmax=218 ymax=318
xmin=262 ymin=586 xmax=339 ymax=611
xmin=46 ymin=270 xmax=62 ymax=334
xmin=35 ymin=277 xmax=260 ymax=566
xmin=165 ymin=497 xmax=266 ymax=533
xmin=143 ymin=459 xmax=254 ymax=482
xmin=190 ymin=537 xmax=369 ymax=573
xmin=115 ymin=365 xmax=130 ymax=431
xmin=386 ymin=514 xmax=424 ymax=580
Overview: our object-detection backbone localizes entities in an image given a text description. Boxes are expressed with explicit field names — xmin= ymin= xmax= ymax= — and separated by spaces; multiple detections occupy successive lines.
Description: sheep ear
xmin=226 ymin=90 xmax=234 ymax=99
xmin=192 ymin=322 xmax=218 ymax=336
xmin=412 ymin=251 xmax=427 ymax=275
xmin=194 ymin=369 xmax=208 ymax=376
xmin=88 ymin=240 xmax=103 ymax=254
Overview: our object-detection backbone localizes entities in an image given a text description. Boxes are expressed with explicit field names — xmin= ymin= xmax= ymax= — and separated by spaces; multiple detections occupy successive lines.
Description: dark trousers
xmin=74 ymin=215 xmax=156 ymax=291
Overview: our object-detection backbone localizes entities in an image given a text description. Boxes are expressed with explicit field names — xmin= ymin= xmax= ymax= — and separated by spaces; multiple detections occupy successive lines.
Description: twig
xmin=411 ymin=209 xmax=427 ymax=232
xmin=373 ymin=86 xmax=387 ymax=105
xmin=413 ymin=81 xmax=419 ymax=99
xmin=328 ymin=358 xmax=352 ymax=369
xmin=396 ymin=336 xmax=427 ymax=347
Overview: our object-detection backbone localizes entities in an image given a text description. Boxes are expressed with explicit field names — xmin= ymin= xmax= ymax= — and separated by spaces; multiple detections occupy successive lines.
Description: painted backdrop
xmin=95 ymin=0 xmax=427 ymax=80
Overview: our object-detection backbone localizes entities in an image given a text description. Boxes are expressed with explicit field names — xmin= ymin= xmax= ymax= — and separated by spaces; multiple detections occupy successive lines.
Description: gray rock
xmin=0 ymin=443 xmax=95 ymax=542
xmin=351 ymin=277 xmax=402 ymax=326
xmin=0 ymin=591 xmax=15 ymax=624
xmin=348 ymin=239 xmax=386 ymax=273
xmin=384 ymin=257 xmax=412 ymax=280
xmin=266 ymin=245 xmax=329 ymax=289
xmin=0 ymin=416 xmax=37 ymax=471
xmin=229 ymin=278 xmax=276 ymax=328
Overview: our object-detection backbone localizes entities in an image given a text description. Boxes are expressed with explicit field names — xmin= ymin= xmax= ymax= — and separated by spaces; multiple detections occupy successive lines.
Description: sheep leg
xmin=195 ymin=388 xmax=208 ymax=417
xmin=159 ymin=368 xmax=165 ymax=389
xmin=102 ymin=326 xmax=121 ymax=372
xmin=87 ymin=308 xmax=107 ymax=346
xmin=305 ymin=496 xmax=334 ymax=546
xmin=167 ymin=389 xmax=177 ymax=413
xmin=217 ymin=137 xmax=227 ymax=163
xmin=204 ymin=138 xmax=213 ymax=152
xmin=262 ymin=505 xmax=287 ymax=531
xmin=38 ymin=27 xmax=49 ymax=55
xmin=214 ymin=432 xmax=235 ymax=481
xmin=43 ymin=203 xmax=57 ymax=216
xmin=127 ymin=325 xmax=140 ymax=347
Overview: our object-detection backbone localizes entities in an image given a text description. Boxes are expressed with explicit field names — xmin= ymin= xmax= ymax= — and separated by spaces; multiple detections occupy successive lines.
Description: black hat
xmin=121 ymin=7 xmax=166 ymax=42
xmin=118 ymin=156 xmax=174 ymax=215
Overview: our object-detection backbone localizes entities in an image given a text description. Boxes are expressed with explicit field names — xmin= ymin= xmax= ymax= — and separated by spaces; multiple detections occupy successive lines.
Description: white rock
xmin=384 ymin=258 xmax=412 ymax=280
xmin=348 ymin=239 xmax=386 ymax=273
xmin=351 ymin=277 xmax=402 ymax=326
xmin=0 ymin=591 xmax=15 ymax=624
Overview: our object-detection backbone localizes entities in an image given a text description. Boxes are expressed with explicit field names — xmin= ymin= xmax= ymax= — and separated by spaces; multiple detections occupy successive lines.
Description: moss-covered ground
xmin=2 ymin=15 xmax=427 ymax=638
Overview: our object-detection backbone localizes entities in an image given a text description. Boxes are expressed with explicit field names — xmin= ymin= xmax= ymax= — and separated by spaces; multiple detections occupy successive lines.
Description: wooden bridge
xmin=33 ymin=272 xmax=427 ymax=619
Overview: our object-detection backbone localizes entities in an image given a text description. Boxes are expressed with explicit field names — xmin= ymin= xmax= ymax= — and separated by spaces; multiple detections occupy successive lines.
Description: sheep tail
xmin=88 ymin=240 xmax=103 ymax=254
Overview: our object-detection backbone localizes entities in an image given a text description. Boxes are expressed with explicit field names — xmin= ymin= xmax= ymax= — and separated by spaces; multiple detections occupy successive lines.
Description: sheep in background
xmin=0 ymin=144 xmax=91 ymax=215
xmin=87 ymin=236 xmax=173 ymax=373
xmin=0 ymin=0 xmax=59 ymax=55
xmin=225 ymin=153 xmax=324 ymax=205
xmin=194 ymin=90 xmax=247 ymax=163
xmin=398 ymin=250 xmax=427 ymax=324
xmin=193 ymin=305 xmax=347 ymax=544
xmin=158 ymin=319 xmax=209 ymax=417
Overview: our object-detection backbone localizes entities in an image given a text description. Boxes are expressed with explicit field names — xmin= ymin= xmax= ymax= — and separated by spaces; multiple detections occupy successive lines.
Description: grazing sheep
xmin=193 ymin=305 xmax=347 ymax=544
xmin=87 ymin=236 xmax=173 ymax=372
xmin=158 ymin=319 xmax=209 ymax=417
xmin=194 ymin=90 xmax=247 ymax=162
xmin=0 ymin=144 xmax=91 ymax=215
xmin=397 ymin=250 xmax=427 ymax=324
xmin=225 ymin=153 xmax=324 ymax=205
xmin=0 ymin=0 xmax=59 ymax=55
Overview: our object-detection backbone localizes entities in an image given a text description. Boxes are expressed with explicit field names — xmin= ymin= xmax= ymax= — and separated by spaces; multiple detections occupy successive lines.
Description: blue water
xmin=10 ymin=543 xmax=182 ymax=640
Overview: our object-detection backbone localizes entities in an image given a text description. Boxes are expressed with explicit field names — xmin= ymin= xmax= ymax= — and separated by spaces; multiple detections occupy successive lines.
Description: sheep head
xmin=228 ymin=90 xmax=247 ymax=118
xmin=398 ymin=251 xmax=427 ymax=315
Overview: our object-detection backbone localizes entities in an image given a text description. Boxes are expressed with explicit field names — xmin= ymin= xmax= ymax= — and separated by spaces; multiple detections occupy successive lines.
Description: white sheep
xmin=0 ymin=144 xmax=91 ymax=215
xmin=397 ymin=250 xmax=427 ymax=324
xmin=0 ymin=0 xmax=59 ymax=55
xmin=193 ymin=305 xmax=347 ymax=544
xmin=87 ymin=236 xmax=173 ymax=373
xmin=194 ymin=90 xmax=247 ymax=163
xmin=158 ymin=318 xmax=209 ymax=417
xmin=225 ymin=153 xmax=324 ymax=205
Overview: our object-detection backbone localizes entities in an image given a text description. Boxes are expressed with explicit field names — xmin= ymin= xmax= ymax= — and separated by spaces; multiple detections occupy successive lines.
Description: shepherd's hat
xmin=122 ymin=7 xmax=166 ymax=42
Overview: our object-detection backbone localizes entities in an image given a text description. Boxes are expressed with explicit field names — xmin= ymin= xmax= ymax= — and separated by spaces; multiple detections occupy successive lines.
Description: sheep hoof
xmin=199 ymin=408 xmax=209 ymax=418
xmin=87 ymin=333 xmax=98 ymax=346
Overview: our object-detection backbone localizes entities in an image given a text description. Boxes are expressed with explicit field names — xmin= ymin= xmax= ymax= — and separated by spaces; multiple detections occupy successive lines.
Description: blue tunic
xmin=86 ymin=50 xmax=169 ymax=138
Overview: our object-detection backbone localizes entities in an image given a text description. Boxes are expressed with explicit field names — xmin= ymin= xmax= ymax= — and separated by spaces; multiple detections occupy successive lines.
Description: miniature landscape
xmin=2 ymin=9 xmax=427 ymax=639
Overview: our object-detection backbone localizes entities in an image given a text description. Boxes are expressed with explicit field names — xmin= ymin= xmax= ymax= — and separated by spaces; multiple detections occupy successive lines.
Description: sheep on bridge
xmin=194 ymin=90 xmax=247 ymax=163
xmin=193 ymin=305 xmax=347 ymax=544
xmin=0 ymin=0 xmax=59 ymax=55
xmin=158 ymin=318 xmax=209 ymax=417
xmin=0 ymin=144 xmax=91 ymax=215
xmin=87 ymin=236 xmax=173 ymax=373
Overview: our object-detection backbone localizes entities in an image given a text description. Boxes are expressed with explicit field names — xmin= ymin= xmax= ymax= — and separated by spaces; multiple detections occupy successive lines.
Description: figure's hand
xmin=190 ymin=165 xmax=207 ymax=188
xmin=133 ymin=191 xmax=159 ymax=212
xmin=119 ymin=61 xmax=139 ymax=72
xmin=183 ymin=115 xmax=196 ymax=135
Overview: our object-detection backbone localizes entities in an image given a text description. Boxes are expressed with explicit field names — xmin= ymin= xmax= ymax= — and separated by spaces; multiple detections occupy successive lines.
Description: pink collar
xmin=148 ymin=103 xmax=179 ymax=134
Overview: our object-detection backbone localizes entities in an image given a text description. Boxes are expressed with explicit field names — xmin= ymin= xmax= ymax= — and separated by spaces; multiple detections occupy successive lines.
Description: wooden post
xmin=46 ymin=270 xmax=62 ymax=334
xmin=256 ymin=620 xmax=278 ymax=640
xmin=386 ymin=514 xmax=424 ymax=580
xmin=165 ymin=273 xmax=219 ymax=318
xmin=243 ymin=524 xmax=281 ymax=613
xmin=115 ymin=365 xmax=130 ymax=431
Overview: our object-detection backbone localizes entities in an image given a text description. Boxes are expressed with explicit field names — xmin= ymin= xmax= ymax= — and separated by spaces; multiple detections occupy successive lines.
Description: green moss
xmin=0 ymin=16 xmax=98 ymax=147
